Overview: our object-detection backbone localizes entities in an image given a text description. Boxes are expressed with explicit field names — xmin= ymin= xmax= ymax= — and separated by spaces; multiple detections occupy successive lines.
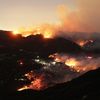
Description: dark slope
xmin=3 ymin=68 xmax=100 ymax=100
xmin=0 ymin=31 xmax=82 ymax=55
xmin=0 ymin=30 xmax=99 ymax=100
xmin=0 ymin=31 xmax=82 ymax=93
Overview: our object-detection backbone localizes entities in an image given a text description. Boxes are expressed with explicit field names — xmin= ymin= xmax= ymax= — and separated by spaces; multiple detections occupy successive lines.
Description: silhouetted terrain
xmin=0 ymin=30 xmax=100 ymax=100
xmin=2 ymin=68 xmax=100 ymax=100
xmin=0 ymin=30 xmax=82 ymax=55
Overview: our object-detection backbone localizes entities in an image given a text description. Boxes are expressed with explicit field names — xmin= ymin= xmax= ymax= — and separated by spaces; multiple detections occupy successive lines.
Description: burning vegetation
xmin=0 ymin=30 xmax=100 ymax=92
xmin=18 ymin=72 xmax=47 ymax=91
xmin=13 ymin=24 xmax=56 ymax=39
xmin=76 ymin=40 xmax=94 ymax=47
xmin=17 ymin=52 xmax=100 ymax=91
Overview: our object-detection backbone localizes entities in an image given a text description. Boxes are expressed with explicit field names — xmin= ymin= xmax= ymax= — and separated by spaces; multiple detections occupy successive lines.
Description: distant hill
xmin=0 ymin=30 xmax=83 ymax=55
xmin=0 ymin=30 xmax=99 ymax=100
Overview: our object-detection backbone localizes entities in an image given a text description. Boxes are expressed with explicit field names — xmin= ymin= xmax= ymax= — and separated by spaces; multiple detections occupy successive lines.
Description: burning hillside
xmin=0 ymin=30 xmax=99 ymax=92
xmin=12 ymin=24 xmax=57 ymax=38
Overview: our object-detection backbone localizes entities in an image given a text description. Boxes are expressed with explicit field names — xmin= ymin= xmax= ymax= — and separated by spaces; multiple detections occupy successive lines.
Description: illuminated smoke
xmin=57 ymin=5 xmax=83 ymax=32
xmin=57 ymin=0 xmax=100 ymax=33
xmin=49 ymin=53 xmax=100 ymax=73
xmin=18 ymin=53 xmax=100 ymax=91
xmin=12 ymin=1 xmax=100 ymax=45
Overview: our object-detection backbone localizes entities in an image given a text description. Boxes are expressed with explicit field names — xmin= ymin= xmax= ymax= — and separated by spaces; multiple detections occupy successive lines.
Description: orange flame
xmin=49 ymin=53 xmax=81 ymax=72
xmin=49 ymin=53 xmax=98 ymax=73
xmin=65 ymin=58 xmax=82 ymax=72
xmin=76 ymin=40 xmax=87 ymax=47
xmin=17 ymin=72 xmax=47 ymax=91
xmin=43 ymin=29 xmax=53 ymax=38
xmin=76 ymin=40 xmax=94 ymax=47
xmin=65 ymin=58 xmax=79 ymax=68
xmin=30 ymin=77 xmax=44 ymax=90
xmin=18 ymin=86 xmax=29 ymax=91
xmin=12 ymin=24 xmax=56 ymax=39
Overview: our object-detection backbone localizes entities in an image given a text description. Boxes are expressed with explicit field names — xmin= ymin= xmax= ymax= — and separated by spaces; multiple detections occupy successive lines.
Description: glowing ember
xmin=76 ymin=40 xmax=87 ymax=47
xmin=17 ymin=60 xmax=24 ymax=66
xmin=49 ymin=53 xmax=81 ymax=72
xmin=20 ymin=62 xmax=23 ymax=65
xmin=16 ymin=52 xmax=99 ymax=91
xmin=55 ymin=58 xmax=61 ymax=62
xmin=65 ymin=58 xmax=79 ymax=68
xmin=25 ymin=72 xmax=34 ymax=80
xmin=17 ymin=76 xmax=46 ymax=91
xmin=76 ymin=40 xmax=94 ymax=47
xmin=17 ymin=71 xmax=47 ymax=91
xmin=79 ymin=41 xmax=86 ymax=47
xmin=12 ymin=25 xmax=55 ymax=39
xmin=18 ymin=86 xmax=29 ymax=91
xmin=30 ymin=78 xmax=44 ymax=90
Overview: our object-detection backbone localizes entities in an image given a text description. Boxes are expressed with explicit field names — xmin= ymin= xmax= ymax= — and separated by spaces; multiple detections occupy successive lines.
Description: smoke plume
xmin=77 ymin=0 xmax=100 ymax=32
xmin=57 ymin=0 xmax=100 ymax=33
xmin=13 ymin=1 xmax=100 ymax=49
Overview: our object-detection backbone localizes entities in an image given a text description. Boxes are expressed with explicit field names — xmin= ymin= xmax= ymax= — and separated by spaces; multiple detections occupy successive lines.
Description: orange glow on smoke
xmin=12 ymin=25 xmax=55 ymax=39
xmin=18 ymin=86 xmax=29 ymax=91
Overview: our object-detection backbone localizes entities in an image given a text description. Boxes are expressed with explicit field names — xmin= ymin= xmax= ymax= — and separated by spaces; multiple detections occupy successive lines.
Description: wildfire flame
xmin=49 ymin=53 xmax=98 ymax=73
xmin=30 ymin=77 xmax=44 ymax=90
xmin=18 ymin=86 xmax=29 ymax=91
xmin=12 ymin=24 xmax=55 ymax=39
xmin=76 ymin=40 xmax=94 ymax=47
xmin=65 ymin=58 xmax=79 ymax=68
xmin=49 ymin=53 xmax=81 ymax=72
xmin=18 ymin=72 xmax=47 ymax=91
xmin=43 ymin=29 xmax=53 ymax=38
xmin=17 ymin=53 xmax=100 ymax=91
